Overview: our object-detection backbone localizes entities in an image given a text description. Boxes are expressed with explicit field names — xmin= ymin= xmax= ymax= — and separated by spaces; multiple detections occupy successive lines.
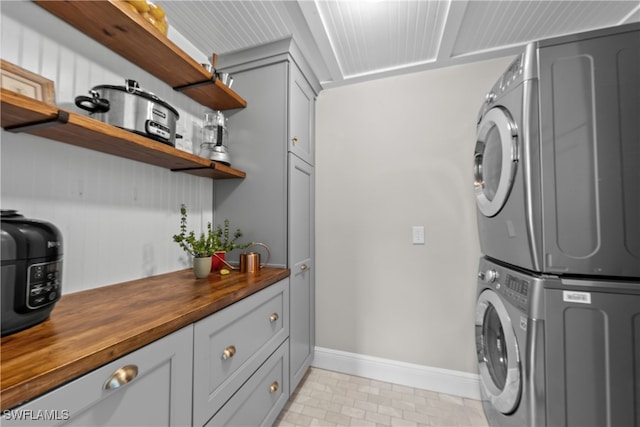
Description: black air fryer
xmin=1 ymin=210 xmax=63 ymax=336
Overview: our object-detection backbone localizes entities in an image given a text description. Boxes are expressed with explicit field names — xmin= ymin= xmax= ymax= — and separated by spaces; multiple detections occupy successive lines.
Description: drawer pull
xmin=300 ymin=264 xmax=309 ymax=271
xmin=104 ymin=365 xmax=138 ymax=390
xmin=269 ymin=381 xmax=279 ymax=393
xmin=269 ymin=313 xmax=279 ymax=323
xmin=222 ymin=345 xmax=236 ymax=360
xmin=292 ymin=136 xmax=299 ymax=145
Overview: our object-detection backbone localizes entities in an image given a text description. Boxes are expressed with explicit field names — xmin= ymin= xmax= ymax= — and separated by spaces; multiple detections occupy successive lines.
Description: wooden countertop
xmin=0 ymin=267 xmax=290 ymax=410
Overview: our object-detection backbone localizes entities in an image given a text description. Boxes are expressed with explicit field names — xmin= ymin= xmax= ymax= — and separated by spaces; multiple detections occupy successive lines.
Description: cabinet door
xmin=288 ymin=154 xmax=315 ymax=391
xmin=289 ymin=63 xmax=315 ymax=165
xmin=3 ymin=326 xmax=193 ymax=426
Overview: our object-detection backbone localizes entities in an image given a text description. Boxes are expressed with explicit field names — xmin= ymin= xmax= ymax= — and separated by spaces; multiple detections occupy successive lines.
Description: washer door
xmin=475 ymin=289 xmax=522 ymax=414
xmin=474 ymin=107 xmax=518 ymax=217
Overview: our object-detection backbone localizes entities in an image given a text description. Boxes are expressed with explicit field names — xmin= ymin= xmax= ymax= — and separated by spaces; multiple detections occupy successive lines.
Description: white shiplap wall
xmin=1 ymin=2 xmax=214 ymax=294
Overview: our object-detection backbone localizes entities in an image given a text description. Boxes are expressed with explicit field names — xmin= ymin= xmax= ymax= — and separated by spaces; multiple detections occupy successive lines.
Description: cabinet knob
xmin=269 ymin=381 xmax=279 ymax=393
xmin=269 ymin=313 xmax=279 ymax=323
xmin=292 ymin=136 xmax=299 ymax=145
xmin=222 ymin=345 xmax=236 ymax=360
xmin=104 ymin=365 xmax=138 ymax=390
xmin=300 ymin=264 xmax=309 ymax=271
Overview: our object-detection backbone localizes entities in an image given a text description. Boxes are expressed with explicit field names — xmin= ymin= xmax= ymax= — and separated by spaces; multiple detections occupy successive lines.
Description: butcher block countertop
xmin=0 ymin=267 xmax=290 ymax=410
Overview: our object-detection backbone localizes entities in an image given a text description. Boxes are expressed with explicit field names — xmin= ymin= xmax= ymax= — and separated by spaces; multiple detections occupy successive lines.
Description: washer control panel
xmin=504 ymin=274 xmax=529 ymax=309
xmin=478 ymin=263 xmax=530 ymax=311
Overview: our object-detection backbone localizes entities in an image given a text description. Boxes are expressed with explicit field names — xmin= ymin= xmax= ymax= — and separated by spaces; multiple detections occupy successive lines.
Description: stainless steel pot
xmin=75 ymin=79 xmax=180 ymax=146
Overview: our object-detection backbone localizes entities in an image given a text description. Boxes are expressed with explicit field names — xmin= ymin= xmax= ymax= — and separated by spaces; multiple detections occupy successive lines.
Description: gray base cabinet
xmin=3 ymin=326 xmax=193 ymax=426
xmin=193 ymin=279 xmax=289 ymax=426
xmin=205 ymin=340 xmax=289 ymax=427
xmin=4 ymin=279 xmax=291 ymax=427
xmin=217 ymin=37 xmax=319 ymax=394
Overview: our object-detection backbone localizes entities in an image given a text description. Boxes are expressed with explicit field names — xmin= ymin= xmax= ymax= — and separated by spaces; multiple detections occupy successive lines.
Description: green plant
xmin=211 ymin=218 xmax=247 ymax=252
xmin=173 ymin=205 xmax=247 ymax=257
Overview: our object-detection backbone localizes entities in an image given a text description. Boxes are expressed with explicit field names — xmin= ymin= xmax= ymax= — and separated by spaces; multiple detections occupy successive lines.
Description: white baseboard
xmin=312 ymin=347 xmax=482 ymax=400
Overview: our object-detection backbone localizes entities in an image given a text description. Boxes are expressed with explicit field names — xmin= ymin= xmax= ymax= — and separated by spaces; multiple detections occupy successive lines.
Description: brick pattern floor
xmin=276 ymin=367 xmax=489 ymax=426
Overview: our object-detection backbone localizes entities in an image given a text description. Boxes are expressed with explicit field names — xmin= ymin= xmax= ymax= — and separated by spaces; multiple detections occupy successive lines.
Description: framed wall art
xmin=1 ymin=59 xmax=56 ymax=104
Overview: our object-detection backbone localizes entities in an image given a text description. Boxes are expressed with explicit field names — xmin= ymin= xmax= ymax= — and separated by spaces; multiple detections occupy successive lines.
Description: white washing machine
xmin=476 ymin=256 xmax=640 ymax=427
xmin=474 ymin=22 xmax=640 ymax=278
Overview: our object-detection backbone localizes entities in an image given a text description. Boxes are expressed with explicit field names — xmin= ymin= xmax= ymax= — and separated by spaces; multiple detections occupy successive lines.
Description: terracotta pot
xmin=193 ymin=256 xmax=212 ymax=278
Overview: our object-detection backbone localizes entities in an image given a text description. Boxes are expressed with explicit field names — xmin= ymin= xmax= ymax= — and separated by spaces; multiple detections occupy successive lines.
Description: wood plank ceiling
xmin=158 ymin=0 xmax=640 ymax=89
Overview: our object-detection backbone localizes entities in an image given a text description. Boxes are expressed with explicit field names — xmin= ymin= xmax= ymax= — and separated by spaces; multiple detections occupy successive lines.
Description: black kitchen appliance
xmin=1 ymin=210 xmax=63 ymax=336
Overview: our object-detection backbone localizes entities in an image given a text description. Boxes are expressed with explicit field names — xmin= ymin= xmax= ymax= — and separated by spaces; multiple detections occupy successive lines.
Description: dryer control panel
xmin=484 ymin=54 xmax=525 ymax=105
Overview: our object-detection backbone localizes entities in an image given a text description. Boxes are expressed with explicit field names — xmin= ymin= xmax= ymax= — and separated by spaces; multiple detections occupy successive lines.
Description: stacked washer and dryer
xmin=473 ymin=23 xmax=640 ymax=427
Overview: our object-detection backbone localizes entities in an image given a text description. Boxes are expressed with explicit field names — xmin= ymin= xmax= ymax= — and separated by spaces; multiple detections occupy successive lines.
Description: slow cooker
xmin=1 ymin=210 xmax=63 ymax=336
xmin=75 ymin=79 xmax=180 ymax=146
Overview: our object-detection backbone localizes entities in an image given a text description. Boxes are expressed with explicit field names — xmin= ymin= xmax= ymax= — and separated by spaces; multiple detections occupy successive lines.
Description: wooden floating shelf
xmin=34 ymin=0 xmax=247 ymax=111
xmin=1 ymin=89 xmax=246 ymax=180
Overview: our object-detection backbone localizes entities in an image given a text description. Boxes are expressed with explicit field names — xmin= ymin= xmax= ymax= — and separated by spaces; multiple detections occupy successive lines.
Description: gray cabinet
xmin=205 ymin=340 xmax=289 ymax=427
xmin=289 ymin=63 xmax=315 ymax=165
xmin=4 ymin=280 xmax=290 ymax=427
xmin=3 ymin=327 xmax=193 ymax=426
xmin=214 ymin=60 xmax=289 ymax=268
xmin=288 ymin=154 xmax=315 ymax=390
xmin=192 ymin=278 xmax=289 ymax=426
xmin=216 ymin=38 xmax=319 ymax=393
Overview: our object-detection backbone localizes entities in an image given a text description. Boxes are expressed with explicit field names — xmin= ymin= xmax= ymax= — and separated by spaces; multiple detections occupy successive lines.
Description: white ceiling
xmin=158 ymin=0 xmax=640 ymax=89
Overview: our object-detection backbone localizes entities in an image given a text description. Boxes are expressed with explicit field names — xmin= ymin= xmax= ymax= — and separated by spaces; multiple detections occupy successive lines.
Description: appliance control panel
xmin=26 ymin=260 xmax=62 ymax=309
xmin=479 ymin=265 xmax=529 ymax=311
xmin=503 ymin=274 xmax=529 ymax=309
xmin=485 ymin=53 xmax=525 ymax=104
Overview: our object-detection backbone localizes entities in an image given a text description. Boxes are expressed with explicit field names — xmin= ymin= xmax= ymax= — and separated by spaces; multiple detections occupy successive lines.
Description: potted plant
xmin=209 ymin=218 xmax=248 ymax=271
xmin=172 ymin=205 xmax=246 ymax=277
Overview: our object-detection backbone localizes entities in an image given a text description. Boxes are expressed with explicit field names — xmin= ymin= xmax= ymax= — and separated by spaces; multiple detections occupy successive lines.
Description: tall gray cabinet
xmin=215 ymin=38 xmax=319 ymax=393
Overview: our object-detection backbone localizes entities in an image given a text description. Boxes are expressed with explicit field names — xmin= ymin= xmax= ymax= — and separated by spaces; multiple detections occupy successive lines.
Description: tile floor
xmin=275 ymin=367 xmax=489 ymax=427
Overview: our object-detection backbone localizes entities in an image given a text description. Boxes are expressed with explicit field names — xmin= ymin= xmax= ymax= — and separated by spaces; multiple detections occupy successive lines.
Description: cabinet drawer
xmin=206 ymin=339 xmax=289 ymax=427
xmin=193 ymin=278 xmax=289 ymax=426
xmin=2 ymin=326 xmax=193 ymax=426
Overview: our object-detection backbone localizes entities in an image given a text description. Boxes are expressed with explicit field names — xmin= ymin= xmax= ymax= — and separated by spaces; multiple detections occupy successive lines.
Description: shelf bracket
xmin=173 ymin=75 xmax=218 ymax=92
xmin=170 ymin=166 xmax=212 ymax=172
xmin=4 ymin=110 xmax=70 ymax=133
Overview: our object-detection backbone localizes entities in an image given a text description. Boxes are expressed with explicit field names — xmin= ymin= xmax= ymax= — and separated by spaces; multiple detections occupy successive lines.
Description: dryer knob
xmin=485 ymin=269 xmax=498 ymax=283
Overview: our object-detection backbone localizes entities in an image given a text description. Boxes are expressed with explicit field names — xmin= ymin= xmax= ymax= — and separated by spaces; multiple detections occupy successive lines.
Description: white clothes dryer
xmin=474 ymin=22 xmax=640 ymax=279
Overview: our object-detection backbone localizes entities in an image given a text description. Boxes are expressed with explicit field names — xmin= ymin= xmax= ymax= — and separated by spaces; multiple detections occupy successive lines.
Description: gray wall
xmin=314 ymin=56 xmax=513 ymax=374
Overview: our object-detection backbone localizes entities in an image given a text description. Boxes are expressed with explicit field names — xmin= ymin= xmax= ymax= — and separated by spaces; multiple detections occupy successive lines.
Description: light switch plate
xmin=412 ymin=226 xmax=425 ymax=244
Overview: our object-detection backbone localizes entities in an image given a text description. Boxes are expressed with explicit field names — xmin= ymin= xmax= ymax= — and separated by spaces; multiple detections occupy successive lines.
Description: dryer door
xmin=474 ymin=107 xmax=518 ymax=217
xmin=475 ymin=289 xmax=522 ymax=414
